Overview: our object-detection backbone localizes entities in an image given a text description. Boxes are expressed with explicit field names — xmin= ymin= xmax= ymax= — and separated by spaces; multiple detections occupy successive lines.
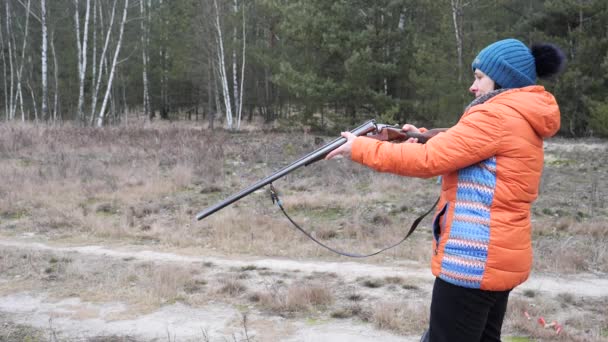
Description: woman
xmin=325 ymin=38 xmax=565 ymax=341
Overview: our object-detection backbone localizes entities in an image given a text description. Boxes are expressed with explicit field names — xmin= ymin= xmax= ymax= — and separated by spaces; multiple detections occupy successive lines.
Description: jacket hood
xmin=490 ymin=86 xmax=561 ymax=138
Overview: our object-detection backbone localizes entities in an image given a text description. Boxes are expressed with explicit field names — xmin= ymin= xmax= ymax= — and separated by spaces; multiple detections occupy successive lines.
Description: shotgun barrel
xmin=195 ymin=119 xmax=380 ymax=221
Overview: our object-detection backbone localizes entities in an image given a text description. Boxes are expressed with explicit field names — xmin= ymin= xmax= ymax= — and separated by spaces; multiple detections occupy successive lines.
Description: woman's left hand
xmin=325 ymin=132 xmax=356 ymax=160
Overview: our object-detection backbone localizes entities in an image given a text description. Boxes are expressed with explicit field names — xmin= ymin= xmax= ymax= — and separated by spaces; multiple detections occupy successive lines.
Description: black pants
xmin=426 ymin=277 xmax=511 ymax=342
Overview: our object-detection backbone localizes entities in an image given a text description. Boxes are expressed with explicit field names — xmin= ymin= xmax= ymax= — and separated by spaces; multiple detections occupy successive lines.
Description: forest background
xmin=1 ymin=0 xmax=607 ymax=136
xmin=1 ymin=1 xmax=608 ymax=339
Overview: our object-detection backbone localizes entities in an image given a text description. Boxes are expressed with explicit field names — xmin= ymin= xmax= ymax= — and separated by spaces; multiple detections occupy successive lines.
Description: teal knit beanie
xmin=472 ymin=38 xmax=536 ymax=89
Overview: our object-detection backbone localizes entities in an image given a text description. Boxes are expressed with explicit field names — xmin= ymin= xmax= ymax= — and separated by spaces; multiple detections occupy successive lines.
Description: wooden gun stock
xmin=368 ymin=126 xmax=448 ymax=144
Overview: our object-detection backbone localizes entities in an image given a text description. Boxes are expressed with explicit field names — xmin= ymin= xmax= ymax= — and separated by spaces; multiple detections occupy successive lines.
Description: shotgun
xmin=195 ymin=119 xmax=445 ymax=221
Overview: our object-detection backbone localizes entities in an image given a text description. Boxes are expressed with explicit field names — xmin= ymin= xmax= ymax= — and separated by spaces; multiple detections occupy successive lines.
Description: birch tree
xmin=212 ymin=58 xmax=222 ymax=126
xmin=450 ymin=0 xmax=470 ymax=83
xmin=232 ymin=0 xmax=240 ymax=129
xmin=206 ymin=59 xmax=215 ymax=129
xmin=14 ymin=0 xmax=31 ymax=121
xmin=157 ymin=0 xmax=169 ymax=119
xmin=26 ymin=77 xmax=37 ymax=120
xmin=140 ymin=0 xmax=151 ymax=119
xmin=13 ymin=0 xmax=48 ymax=121
xmin=50 ymin=30 xmax=59 ymax=121
xmin=90 ymin=0 xmax=117 ymax=125
xmin=198 ymin=0 xmax=220 ymax=129
xmin=89 ymin=0 xmax=97 ymax=122
xmin=234 ymin=0 xmax=246 ymax=130
xmin=0 ymin=8 xmax=8 ymax=120
xmin=74 ymin=0 xmax=91 ymax=123
xmin=3 ymin=0 xmax=30 ymax=120
xmin=96 ymin=0 xmax=129 ymax=127
xmin=41 ymin=0 xmax=49 ymax=120
xmin=5 ymin=1 xmax=15 ymax=120
xmin=212 ymin=0 xmax=233 ymax=129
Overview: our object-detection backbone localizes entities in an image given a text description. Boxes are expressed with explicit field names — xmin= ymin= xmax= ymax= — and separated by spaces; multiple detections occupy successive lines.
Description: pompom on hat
xmin=472 ymin=38 xmax=565 ymax=89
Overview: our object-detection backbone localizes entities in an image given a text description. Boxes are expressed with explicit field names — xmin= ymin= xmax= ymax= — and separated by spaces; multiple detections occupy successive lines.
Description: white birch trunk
xmin=161 ymin=0 xmax=170 ymax=119
xmin=41 ymin=0 xmax=48 ymax=120
xmin=145 ymin=0 xmax=152 ymax=118
xmin=450 ymin=0 xmax=463 ymax=83
xmin=50 ymin=31 xmax=59 ymax=121
xmin=381 ymin=13 xmax=388 ymax=96
xmin=27 ymin=79 xmax=38 ymax=120
xmin=16 ymin=85 xmax=24 ymax=121
xmin=140 ymin=0 xmax=150 ymax=119
xmin=120 ymin=73 xmax=127 ymax=122
xmin=90 ymin=0 xmax=117 ymax=125
xmin=207 ymin=60 xmax=214 ymax=129
xmin=74 ymin=0 xmax=91 ymax=123
xmin=157 ymin=0 xmax=169 ymax=119
xmin=232 ymin=0 xmax=239 ymax=129
xmin=212 ymin=57 xmax=222 ymax=125
xmin=16 ymin=0 xmax=31 ymax=121
xmin=213 ymin=0 xmax=233 ymax=129
xmin=398 ymin=10 xmax=406 ymax=31
xmin=237 ymin=2 xmax=246 ymax=129
xmin=96 ymin=0 xmax=129 ymax=127
xmin=0 ymin=9 xmax=8 ymax=120
xmin=5 ymin=2 xmax=15 ymax=120
xmin=90 ymin=0 xmax=97 ymax=122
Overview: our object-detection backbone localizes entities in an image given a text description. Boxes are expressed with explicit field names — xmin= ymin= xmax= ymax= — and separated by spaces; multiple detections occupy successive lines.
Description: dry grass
xmin=372 ymin=301 xmax=429 ymax=335
xmin=1 ymin=123 xmax=607 ymax=340
xmin=0 ymin=314 xmax=46 ymax=342
xmin=216 ymin=274 xmax=248 ymax=296
xmin=330 ymin=304 xmax=368 ymax=319
xmin=0 ymin=122 xmax=439 ymax=262
xmin=504 ymin=293 xmax=608 ymax=341
xmin=0 ymin=246 xmax=205 ymax=309
xmin=1 ymin=127 xmax=605 ymax=253
xmin=253 ymin=281 xmax=333 ymax=315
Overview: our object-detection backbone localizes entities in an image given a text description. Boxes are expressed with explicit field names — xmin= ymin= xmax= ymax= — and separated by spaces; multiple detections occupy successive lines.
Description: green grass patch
xmin=95 ymin=202 xmax=121 ymax=216
xmin=546 ymin=158 xmax=575 ymax=166
xmin=360 ymin=278 xmax=384 ymax=288
xmin=17 ymin=158 xmax=34 ymax=167
xmin=504 ymin=337 xmax=532 ymax=342
xmin=311 ymin=207 xmax=344 ymax=220
xmin=0 ymin=208 xmax=29 ymax=220
xmin=240 ymin=265 xmax=259 ymax=271
xmin=0 ymin=320 xmax=45 ymax=342
xmin=305 ymin=317 xmax=329 ymax=326
xmin=290 ymin=206 xmax=345 ymax=220
xmin=522 ymin=289 xmax=537 ymax=298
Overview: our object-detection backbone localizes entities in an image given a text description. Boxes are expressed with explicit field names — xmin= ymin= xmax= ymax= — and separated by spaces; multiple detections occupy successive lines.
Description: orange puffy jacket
xmin=351 ymin=86 xmax=560 ymax=291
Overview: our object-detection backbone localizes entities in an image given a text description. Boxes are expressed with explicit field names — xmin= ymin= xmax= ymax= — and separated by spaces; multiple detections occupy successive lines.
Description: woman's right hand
xmin=402 ymin=124 xmax=420 ymax=143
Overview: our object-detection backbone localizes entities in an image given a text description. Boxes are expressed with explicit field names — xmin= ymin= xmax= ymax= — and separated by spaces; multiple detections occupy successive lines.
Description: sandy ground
xmin=0 ymin=292 xmax=413 ymax=341
xmin=1 ymin=237 xmax=608 ymax=341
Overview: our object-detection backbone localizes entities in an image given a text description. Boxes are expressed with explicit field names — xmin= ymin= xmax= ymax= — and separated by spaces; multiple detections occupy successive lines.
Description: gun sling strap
xmin=269 ymin=184 xmax=440 ymax=258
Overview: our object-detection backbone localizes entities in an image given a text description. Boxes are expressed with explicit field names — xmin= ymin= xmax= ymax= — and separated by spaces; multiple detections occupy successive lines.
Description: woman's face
xmin=469 ymin=69 xmax=496 ymax=98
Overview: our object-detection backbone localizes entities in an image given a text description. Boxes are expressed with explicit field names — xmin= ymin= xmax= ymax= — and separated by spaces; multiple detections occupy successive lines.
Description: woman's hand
xmin=325 ymin=132 xmax=357 ymax=160
xmin=402 ymin=124 xmax=420 ymax=143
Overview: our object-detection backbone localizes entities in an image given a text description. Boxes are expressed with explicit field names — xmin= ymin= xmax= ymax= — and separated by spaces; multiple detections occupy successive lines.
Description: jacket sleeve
xmin=351 ymin=106 xmax=504 ymax=178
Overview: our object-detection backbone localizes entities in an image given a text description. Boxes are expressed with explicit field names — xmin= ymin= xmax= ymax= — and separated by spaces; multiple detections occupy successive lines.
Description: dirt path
xmin=1 ymin=238 xmax=607 ymax=341
xmin=2 ymin=239 xmax=607 ymax=297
